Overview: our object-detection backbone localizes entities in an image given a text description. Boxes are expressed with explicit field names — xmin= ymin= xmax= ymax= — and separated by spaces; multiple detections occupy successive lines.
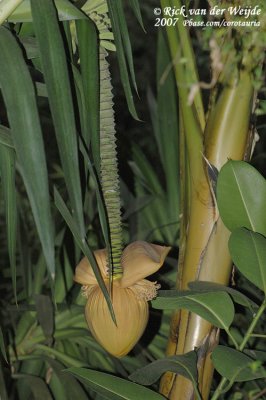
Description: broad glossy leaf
xmin=152 ymin=290 xmax=235 ymax=330
xmin=0 ymin=27 xmax=55 ymax=278
xmin=217 ymin=160 xmax=266 ymax=236
xmin=0 ymin=143 xmax=17 ymax=300
xmin=31 ymin=0 xmax=85 ymax=237
xmin=245 ymin=349 xmax=266 ymax=362
xmin=68 ymin=368 xmax=165 ymax=400
xmin=8 ymin=0 xmax=86 ymax=22
xmin=229 ymin=228 xmax=266 ymax=293
xmin=212 ymin=346 xmax=266 ymax=382
xmin=129 ymin=352 xmax=200 ymax=395
xmin=188 ymin=281 xmax=257 ymax=311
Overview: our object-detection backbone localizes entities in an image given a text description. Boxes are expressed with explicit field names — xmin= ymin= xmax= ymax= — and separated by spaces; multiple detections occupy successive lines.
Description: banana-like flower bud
xmin=74 ymin=241 xmax=171 ymax=357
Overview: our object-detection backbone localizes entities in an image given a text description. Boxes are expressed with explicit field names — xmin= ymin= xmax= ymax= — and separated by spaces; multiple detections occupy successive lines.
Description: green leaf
xmin=107 ymin=0 xmax=139 ymax=119
xmin=229 ymin=228 xmax=266 ymax=293
xmin=34 ymin=294 xmax=54 ymax=340
xmin=0 ymin=360 xmax=8 ymax=400
xmin=217 ymin=160 xmax=266 ymax=236
xmin=156 ymin=29 xmax=179 ymax=218
xmin=110 ymin=0 xmax=137 ymax=91
xmin=0 ymin=125 xmax=13 ymax=148
xmin=48 ymin=371 xmax=66 ymax=400
xmin=67 ymin=368 xmax=166 ymax=400
xmin=152 ymin=290 xmax=235 ymax=330
xmin=8 ymin=0 xmax=86 ymax=23
xmin=36 ymin=344 xmax=86 ymax=368
xmin=79 ymin=140 xmax=110 ymax=248
xmin=47 ymin=359 xmax=88 ymax=400
xmin=54 ymin=249 xmax=74 ymax=303
xmin=129 ymin=352 xmax=200 ymax=398
xmin=54 ymin=187 xmax=115 ymax=323
xmin=17 ymin=375 xmax=53 ymax=400
xmin=131 ymin=145 xmax=163 ymax=195
xmin=128 ymin=0 xmax=145 ymax=31
xmin=0 ymin=143 xmax=17 ymax=301
xmin=0 ymin=327 xmax=7 ymax=363
xmin=245 ymin=349 xmax=266 ymax=362
xmin=0 ymin=26 xmax=55 ymax=278
xmin=188 ymin=281 xmax=257 ymax=311
xmin=31 ymin=0 xmax=85 ymax=237
xmin=19 ymin=37 xmax=39 ymax=60
xmin=212 ymin=346 xmax=266 ymax=382
xmin=76 ymin=19 xmax=100 ymax=171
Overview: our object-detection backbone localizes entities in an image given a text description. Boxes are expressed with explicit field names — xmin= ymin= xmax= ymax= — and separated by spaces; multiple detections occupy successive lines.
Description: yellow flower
xmin=74 ymin=241 xmax=170 ymax=357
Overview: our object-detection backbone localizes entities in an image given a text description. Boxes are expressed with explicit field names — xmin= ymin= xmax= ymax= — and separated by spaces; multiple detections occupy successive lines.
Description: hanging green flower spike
xmin=74 ymin=5 xmax=171 ymax=357
xmin=89 ymin=10 xmax=122 ymax=279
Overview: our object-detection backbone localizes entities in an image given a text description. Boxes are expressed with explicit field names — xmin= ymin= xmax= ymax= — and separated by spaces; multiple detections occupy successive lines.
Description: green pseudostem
xmin=91 ymin=11 xmax=123 ymax=279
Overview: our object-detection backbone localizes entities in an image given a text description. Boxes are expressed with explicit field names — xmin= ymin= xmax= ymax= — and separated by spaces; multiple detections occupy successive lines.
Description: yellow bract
xmin=74 ymin=241 xmax=170 ymax=357
xmin=85 ymin=282 xmax=149 ymax=357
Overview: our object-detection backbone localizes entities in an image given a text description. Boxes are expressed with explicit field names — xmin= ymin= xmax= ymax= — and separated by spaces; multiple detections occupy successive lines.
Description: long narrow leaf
xmin=109 ymin=0 xmax=137 ymax=92
xmin=47 ymin=359 xmax=88 ymax=400
xmin=16 ymin=375 xmax=53 ymax=400
xmin=79 ymin=140 xmax=109 ymax=247
xmin=31 ymin=0 xmax=85 ymax=237
xmin=0 ymin=360 xmax=8 ymax=400
xmin=0 ymin=143 xmax=17 ymax=300
xmin=76 ymin=19 xmax=100 ymax=171
xmin=0 ymin=125 xmax=13 ymax=148
xmin=0 ymin=26 xmax=55 ymax=278
xmin=128 ymin=0 xmax=145 ymax=31
xmin=107 ymin=0 xmax=138 ymax=119
xmin=157 ymin=29 xmax=179 ymax=219
xmin=54 ymin=187 xmax=115 ymax=323
xmin=8 ymin=0 xmax=86 ymax=23
xmin=0 ymin=327 xmax=7 ymax=363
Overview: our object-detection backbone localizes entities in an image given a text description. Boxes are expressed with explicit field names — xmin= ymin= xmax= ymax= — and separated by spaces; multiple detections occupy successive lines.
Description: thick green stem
xmin=161 ymin=0 xmax=205 ymax=131
xmin=160 ymin=9 xmax=255 ymax=398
